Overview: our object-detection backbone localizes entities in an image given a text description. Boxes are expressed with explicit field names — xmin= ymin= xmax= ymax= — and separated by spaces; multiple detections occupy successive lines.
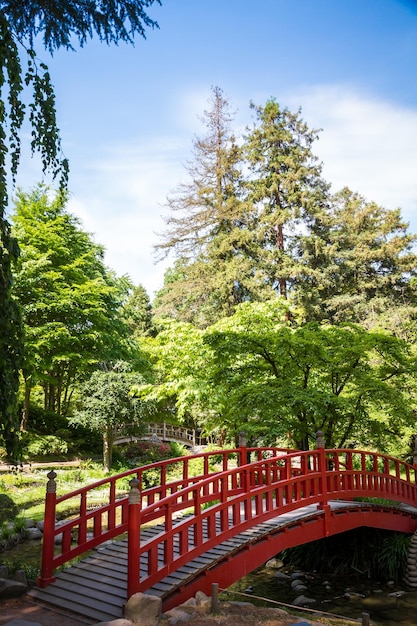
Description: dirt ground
xmin=0 ymin=596 xmax=358 ymax=626
xmin=0 ymin=596 xmax=95 ymax=626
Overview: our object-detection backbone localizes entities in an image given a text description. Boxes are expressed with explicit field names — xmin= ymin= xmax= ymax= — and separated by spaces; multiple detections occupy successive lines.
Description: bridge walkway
xmin=29 ymin=500 xmax=417 ymax=621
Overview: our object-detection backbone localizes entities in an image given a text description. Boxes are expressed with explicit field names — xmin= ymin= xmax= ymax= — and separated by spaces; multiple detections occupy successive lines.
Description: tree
xmin=132 ymin=318 xmax=216 ymax=430
xmin=121 ymin=283 xmax=154 ymax=338
xmin=12 ymin=185 xmax=132 ymax=420
xmin=0 ymin=0 xmax=160 ymax=456
xmin=70 ymin=362 xmax=146 ymax=472
xmin=244 ymin=99 xmax=329 ymax=300
xmin=204 ymin=301 xmax=416 ymax=452
xmin=155 ymin=86 xmax=267 ymax=327
xmin=296 ymin=187 xmax=417 ymax=325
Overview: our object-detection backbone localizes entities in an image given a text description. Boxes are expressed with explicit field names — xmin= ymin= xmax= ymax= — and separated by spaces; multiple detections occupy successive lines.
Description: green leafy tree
xmin=121 ymin=283 xmax=154 ymax=338
xmin=0 ymin=0 xmax=160 ymax=456
xmin=155 ymin=86 xmax=266 ymax=327
xmin=130 ymin=316 xmax=230 ymax=445
xmin=204 ymin=301 xmax=416 ymax=452
xmin=12 ymin=185 xmax=132 ymax=420
xmin=244 ymin=99 xmax=329 ymax=299
xmin=70 ymin=362 xmax=146 ymax=472
xmin=296 ymin=187 xmax=417 ymax=325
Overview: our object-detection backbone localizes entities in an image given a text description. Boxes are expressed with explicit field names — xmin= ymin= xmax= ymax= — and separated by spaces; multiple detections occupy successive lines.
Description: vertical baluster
xmin=108 ymin=480 xmax=116 ymax=531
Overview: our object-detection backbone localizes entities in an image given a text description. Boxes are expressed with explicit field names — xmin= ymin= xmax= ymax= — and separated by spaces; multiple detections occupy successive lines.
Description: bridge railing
xmin=126 ymin=447 xmax=417 ymax=596
xmin=37 ymin=445 xmax=292 ymax=587
xmin=114 ymin=422 xmax=216 ymax=447
xmin=37 ymin=442 xmax=417 ymax=596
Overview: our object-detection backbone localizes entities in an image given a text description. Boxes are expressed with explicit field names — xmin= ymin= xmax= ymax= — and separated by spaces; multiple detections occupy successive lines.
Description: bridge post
xmin=37 ymin=470 xmax=57 ymax=588
xmin=239 ymin=431 xmax=247 ymax=466
xmin=413 ymin=435 xmax=417 ymax=468
xmin=316 ymin=431 xmax=329 ymax=531
xmin=127 ymin=477 xmax=141 ymax=599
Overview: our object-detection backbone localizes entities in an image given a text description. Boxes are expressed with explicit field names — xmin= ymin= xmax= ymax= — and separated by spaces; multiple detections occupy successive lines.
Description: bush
xmin=122 ymin=441 xmax=172 ymax=466
xmin=25 ymin=434 xmax=68 ymax=458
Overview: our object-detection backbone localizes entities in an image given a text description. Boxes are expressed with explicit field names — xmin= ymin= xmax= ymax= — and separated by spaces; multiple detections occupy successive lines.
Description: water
xmin=226 ymin=565 xmax=417 ymax=625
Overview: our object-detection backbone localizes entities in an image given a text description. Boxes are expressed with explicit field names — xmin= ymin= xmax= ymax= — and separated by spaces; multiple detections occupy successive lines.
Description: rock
xmin=95 ymin=618 xmax=132 ymax=626
xmin=292 ymin=584 xmax=308 ymax=592
xmin=291 ymin=578 xmax=305 ymax=589
xmin=0 ymin=578 xmax=28 ymax=599
xmin=275 ymin=571 xmax=291 ymax=580
xmin=163 ymin=608 xmax=193 ymax=624
xmin=124 ymin=592 xmax=162 ymax=626
xmin=290 ymin=571 xmax=305 ymax=580
xmin=0 ymin=565 xmax=8 ymax=578
xmin=54 ymin=532 xmax=63 ymax=545
xmin=265 ymin=558 xmax=284 ymax=569
xmin=25 ymin=518 xmax=36 ymax=528
xmin=25 ymin=528 xmax=42 ymax=541
xmin=344 ymin=592 xmax=365 ymax=600
xmin=292 ymin=595 xmax=316 ymax=607
xmin=36 ymin=520 xmax=44 ymax=531
xmin=11 ymin=570 xmax=27 ymax=585
xmin=195 ymin=590 xmax=211 ymax=607
xmin=180 ymin=597 xmax=197 ymax=608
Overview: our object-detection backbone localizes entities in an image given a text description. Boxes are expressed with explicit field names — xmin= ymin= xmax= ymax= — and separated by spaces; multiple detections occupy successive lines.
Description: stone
xmin=195 ymin=590 xmax=211 ymax=607
xmin=291 ymin=579 xmax=305 ymax=590
xmin=163 ymin=608 xmax=193 ymax=623
xmin=24 ymin=518 xmax=36 ymax=528
xmin=275 ymin=571 xmax=291 ymax=580
xmin=11 ymin=570 xmax=27 ymax=585
xmin=54 ymin=532 xmax=63 ymax=545
xmin=292 ymin=595 xmax=316 ymax=607
xmin=292 ymin=584 xmax=308 ymax=592
xmin=0 ymin=578 xmax=28 ymax=599
xmin=179 ymin=597 xmax=197 ymax=607
xmin=265 ymin=558 xmax=284 ymax=569
xmin=25 ymin=528 xmax=43 ymax=541
xmin=0 ymin=565 xmax=8 ymax=578
xmin=36 ymin=520 xmax=44 ymax=531
xmin=124 ymin=592 xmax=162 ymax=626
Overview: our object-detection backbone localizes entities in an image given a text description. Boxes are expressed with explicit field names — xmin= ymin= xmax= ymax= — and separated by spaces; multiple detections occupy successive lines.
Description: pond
xmin=227 ymin=564 xmax=417 ymax=626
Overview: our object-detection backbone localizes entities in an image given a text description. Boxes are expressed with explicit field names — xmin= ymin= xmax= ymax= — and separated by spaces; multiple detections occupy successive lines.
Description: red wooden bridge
xmin=30 ymin=438 xmax=417 ymax=622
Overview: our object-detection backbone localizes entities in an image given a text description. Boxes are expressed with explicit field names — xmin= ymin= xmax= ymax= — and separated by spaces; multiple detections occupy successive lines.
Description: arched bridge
xmin=114 ymin=421 xmax=213 ymax=448
xmin=30 ymin=443 xmax=417 ymax=622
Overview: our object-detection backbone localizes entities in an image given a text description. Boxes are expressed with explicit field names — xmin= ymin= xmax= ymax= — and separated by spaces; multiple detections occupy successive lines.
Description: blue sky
xmin=14 ymin=0 xmax=417 ymax=298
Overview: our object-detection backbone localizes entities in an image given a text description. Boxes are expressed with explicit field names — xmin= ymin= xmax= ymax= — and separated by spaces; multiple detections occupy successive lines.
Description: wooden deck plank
xmin=29 ymin=500 xmax=392 ymax=620
xmin=29 ymin=586 xmax=122 ymax=621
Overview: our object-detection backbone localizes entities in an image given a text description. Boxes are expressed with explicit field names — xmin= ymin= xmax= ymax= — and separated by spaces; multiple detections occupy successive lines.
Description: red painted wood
xmin=38 ymin=446 xmax=417 ymax=604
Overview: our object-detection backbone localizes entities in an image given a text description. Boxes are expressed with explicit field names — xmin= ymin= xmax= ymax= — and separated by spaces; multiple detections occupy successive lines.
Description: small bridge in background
xmin=30 ymin=436 xmax=417 ymax=622
xmin=114 ymin=422 xmax=212 ymax=449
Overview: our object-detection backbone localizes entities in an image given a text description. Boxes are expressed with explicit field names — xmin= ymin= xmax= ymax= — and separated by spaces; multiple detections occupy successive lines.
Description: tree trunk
xmin=20 ymin=383 xmax=31 ymax=431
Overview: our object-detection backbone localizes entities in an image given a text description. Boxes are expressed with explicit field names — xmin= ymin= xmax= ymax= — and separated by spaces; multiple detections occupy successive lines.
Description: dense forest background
xmin=2 ymin=86 xmax=417 ymax=470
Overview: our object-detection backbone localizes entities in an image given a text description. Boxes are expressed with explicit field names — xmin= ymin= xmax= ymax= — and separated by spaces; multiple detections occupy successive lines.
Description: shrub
xmin=25 ymin=434 xmax=68 ymax=457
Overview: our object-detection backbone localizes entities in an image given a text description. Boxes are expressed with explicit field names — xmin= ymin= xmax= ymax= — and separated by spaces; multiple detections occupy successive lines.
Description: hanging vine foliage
xmin=0 ymin=0 xmax=160 ymax=458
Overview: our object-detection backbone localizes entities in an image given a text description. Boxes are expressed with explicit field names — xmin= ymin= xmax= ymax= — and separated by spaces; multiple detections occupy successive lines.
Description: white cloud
xmin=286 ymin=85 xmax=417 ymax=225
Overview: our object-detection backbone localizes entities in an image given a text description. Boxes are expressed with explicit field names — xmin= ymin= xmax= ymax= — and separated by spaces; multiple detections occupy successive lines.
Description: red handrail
xmin=38 ymin=445 xmax=417 ymax=597
xmin=37 ymin=446 xmax=292 ymax=587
